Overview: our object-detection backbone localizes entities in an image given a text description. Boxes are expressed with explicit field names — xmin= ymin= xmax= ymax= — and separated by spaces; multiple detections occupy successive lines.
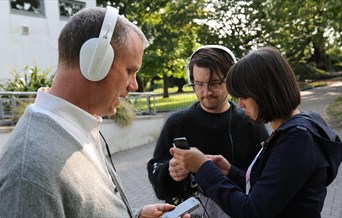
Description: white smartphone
xmin=162 ymin=197 xmax=200 ymax=218
xmin=173 ymin=137 xmax=190 ymax=150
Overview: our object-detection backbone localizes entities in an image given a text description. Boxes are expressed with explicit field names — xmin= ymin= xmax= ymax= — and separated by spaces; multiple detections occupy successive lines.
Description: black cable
xmin=99 ymin=131 xmax=134 ymax=217
xmin=198 ymin=196 xmax=210 ymax=218
xmin=229 ymin=106 xmax=235 ymax=164
xmin=197 ymin=105 xmax=234 ymax=218
xmin=99 ymin=131 xmax=116 ymax=171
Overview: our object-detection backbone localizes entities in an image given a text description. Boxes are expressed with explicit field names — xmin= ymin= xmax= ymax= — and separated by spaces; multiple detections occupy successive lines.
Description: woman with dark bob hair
xmin=171 ymin=46 xmax=342 ymax=217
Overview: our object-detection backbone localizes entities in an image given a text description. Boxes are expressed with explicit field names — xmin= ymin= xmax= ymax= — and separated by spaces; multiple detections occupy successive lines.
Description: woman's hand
xmin=139 ymin=204 xmax=190 ymax=218
xmin=169 ymin=157 xmax=190 ymax=181
xmin=206 ymin=154 xmax=231 ymax=175
xmin=170 ymin=147 xmax=208 ymax=173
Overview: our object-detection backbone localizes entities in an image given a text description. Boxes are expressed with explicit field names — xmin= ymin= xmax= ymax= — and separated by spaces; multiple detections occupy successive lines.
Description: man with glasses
xmin=147 ymin=45 xmax=270 ymax=217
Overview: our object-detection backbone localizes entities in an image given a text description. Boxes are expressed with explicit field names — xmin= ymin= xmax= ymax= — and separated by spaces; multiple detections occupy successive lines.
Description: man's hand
xmin=140 ymin=204 xmax=190 ymax=218
xmin=169 ymin=158 xmax=189 ymax=181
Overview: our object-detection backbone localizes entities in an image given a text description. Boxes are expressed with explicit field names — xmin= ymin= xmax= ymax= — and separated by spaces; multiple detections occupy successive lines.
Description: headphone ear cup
xmin=185 ymin=57 xmax=192 ymax=85
xmin=79 ymin=6 xmax=118 ymax=82
xmin=80 ymin=38 xmax=114 ymax=81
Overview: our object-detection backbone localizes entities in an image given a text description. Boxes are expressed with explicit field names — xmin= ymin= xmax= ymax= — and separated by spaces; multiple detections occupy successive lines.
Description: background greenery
xmin=2 ymin=0 xmax=341 ymax=97
xmin=1 ymin=0 xmax=341 ymax=125
xmin=97 ymin=0 xmax=341 ymax=97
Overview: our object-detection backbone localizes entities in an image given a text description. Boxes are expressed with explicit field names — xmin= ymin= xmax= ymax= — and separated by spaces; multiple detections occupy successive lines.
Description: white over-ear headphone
xmin=185 ymin=45 xmax=237 ymax=85
xmin=79 ymin=6 xmax=119 ymax=81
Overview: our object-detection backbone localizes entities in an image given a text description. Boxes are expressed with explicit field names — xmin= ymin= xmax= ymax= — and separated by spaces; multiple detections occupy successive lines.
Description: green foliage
xmin=98 ymin=0 xmax=206 ymax=96
xmin=147 ymin=80 xmax=163 ymax=91
xmin=204 ymin=0 xmax=342 ymax=71
xmin=96 ymin=0 xmax=342 ymax=89
xmin=327 ymin=97 xmax=342 ymax=128
xmin=107 ymin=100 xmax=135 ymax=127
xmin=0 ymin=65 xmax=53 ymax=91
xmin=13 ymin=100 xmax=33 ymax=124
xmin=329 ymin=49 xmax=342 ymax=72
xmin=292 ymin=63 xmax=330 ymax=80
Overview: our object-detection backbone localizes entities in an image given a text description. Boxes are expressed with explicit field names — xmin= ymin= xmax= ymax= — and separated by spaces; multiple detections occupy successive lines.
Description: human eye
xmin=210 ymin=81 xmax=223 ymax=88
xmin=127 ymin=69 xmax=135 ymax=75
xmin=128 ymin=66 xmax=140 ymax=75
xmin=197 ymin=82 xmax=206 ymax=88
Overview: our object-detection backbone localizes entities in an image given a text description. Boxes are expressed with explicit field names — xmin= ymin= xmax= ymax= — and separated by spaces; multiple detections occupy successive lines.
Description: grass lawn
xmin=326 ymin=97 xmax=342 ymax=128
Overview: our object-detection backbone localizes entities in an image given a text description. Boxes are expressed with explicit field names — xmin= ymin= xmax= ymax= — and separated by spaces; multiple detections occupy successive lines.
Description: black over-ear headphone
xmin=79 ymin=6 xmax=119 ymax=81
xmin=185 ymin=45 xmax=237 ymax=85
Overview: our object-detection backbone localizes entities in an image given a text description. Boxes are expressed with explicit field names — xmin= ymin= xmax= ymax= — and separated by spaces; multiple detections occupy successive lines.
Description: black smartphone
xmin=162 ymin=197 xmax=200 ymax=218
xmin=173 ymin=137 xmax=190 ymax=149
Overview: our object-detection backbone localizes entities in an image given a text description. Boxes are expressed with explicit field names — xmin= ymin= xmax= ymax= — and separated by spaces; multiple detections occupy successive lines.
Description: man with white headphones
xmin=148 ymin=45 xmax=270 ymax=217
xmin=0 ymin=6 xmax=188 ymax=218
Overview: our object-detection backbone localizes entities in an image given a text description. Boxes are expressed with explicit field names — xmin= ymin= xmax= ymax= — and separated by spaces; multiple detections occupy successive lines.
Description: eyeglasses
xmin=191 ymin=80 xmax=225 ymax=92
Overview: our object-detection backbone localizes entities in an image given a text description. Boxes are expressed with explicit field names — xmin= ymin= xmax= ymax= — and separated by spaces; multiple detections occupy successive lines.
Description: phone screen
xmin=162 ymin=197 xmax=200 ymax=218
xmin=173 ymin=137 xmax=190 ymax=149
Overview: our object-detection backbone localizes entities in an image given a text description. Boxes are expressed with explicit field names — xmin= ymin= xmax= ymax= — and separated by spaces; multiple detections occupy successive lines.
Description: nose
xmin=127 ymin=75 xmax=138 ymax=92
xmin=202 ymin=85 xmax=213 ymax=96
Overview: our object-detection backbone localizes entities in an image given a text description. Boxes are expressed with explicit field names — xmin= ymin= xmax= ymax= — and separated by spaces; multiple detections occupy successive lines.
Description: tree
xmin=265 ymin=0 xmax=342 ymax=71
xmin=205 ymin=0 xmax=342 ymax=71
xmin=98 ymin=0 xmax=207 ymax=97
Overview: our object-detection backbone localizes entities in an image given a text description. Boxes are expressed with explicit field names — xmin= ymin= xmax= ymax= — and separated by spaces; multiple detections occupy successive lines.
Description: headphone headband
xmin=186 ymin=45 xmax=237 ymax=85
xmin=99 ymin=6 xmax=118 ymax=44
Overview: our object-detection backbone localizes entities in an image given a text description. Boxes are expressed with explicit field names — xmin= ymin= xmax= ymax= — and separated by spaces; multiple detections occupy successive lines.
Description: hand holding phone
xmin=162 ymin=197 xmax=200 ymax=218
xmin=173 ymin=137 xmax=190 ymax=150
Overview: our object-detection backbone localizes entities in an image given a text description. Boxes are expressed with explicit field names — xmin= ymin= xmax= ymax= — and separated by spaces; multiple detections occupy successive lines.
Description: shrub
xmin=292 ymin=63 xmax=330 ymax=81
xmin=106 ymin=100 xmax=135 ymax=127
xmin=0 ymin=65 xmax=53 ymax=91
xmin=13 ymin=100 xmax=33 ymax=124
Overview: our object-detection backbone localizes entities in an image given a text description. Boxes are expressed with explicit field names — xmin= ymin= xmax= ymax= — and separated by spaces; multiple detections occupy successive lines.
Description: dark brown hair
xmin=188 ymin=48 xmax=235 ymax=83
xmin=226 ymin=46 xmax=301 ymax=123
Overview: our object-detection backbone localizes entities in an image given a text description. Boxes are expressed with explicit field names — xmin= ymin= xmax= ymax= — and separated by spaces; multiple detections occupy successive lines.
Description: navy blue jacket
xmin=195 ymin=112 xmax=342 ymax=218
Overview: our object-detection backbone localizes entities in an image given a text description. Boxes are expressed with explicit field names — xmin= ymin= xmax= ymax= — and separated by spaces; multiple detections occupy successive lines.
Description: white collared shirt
xmin=30 ymin=88 xmax=110 ymax=178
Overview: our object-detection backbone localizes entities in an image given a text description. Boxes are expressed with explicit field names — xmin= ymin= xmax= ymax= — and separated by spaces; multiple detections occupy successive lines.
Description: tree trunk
xmin=163 ymin=73 xmax=169 ymax=98
xmin=313 ymin=43 xmax=330 ymax=72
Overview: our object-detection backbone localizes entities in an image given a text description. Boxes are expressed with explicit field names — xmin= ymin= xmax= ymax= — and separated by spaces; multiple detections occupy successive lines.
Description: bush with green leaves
xmin=105 ymin=100 xmax=135 ymax=127
xmin=292 ymin=63 xmax=330 ymax=81
xmin=0 ymin=65 xmax=53 ymax=91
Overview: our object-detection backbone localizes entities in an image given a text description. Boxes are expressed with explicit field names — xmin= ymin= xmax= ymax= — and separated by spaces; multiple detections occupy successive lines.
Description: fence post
xmin=147 ymin=94 xmax=151 ymax=114
xmin=0 ymin=94 xmax=3 ymax=120
xmin=11 ymin=94 xmax=16 ymax=119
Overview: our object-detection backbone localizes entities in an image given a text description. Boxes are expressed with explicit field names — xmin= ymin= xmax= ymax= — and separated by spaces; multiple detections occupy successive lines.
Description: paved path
xmin=112 ymin=82 xmax=342 ymax=217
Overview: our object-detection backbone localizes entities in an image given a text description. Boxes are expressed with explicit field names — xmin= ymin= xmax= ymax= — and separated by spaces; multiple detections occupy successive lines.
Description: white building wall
xmin=0 ymin=0 xmax=96 ymax=82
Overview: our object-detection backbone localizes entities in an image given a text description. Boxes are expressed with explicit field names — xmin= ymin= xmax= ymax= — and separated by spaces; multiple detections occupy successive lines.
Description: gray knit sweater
xmin=0 ymin=108 xmax=137 ymax=217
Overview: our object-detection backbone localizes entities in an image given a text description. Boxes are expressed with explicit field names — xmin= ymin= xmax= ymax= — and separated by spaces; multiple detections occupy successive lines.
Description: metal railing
xmin=0 ymin=91 xmax=157 ymax=120
xmin=128 ymin=92 xmax=156 ymax=115
xmin=0 ymin=92 xmax=37 ymax=120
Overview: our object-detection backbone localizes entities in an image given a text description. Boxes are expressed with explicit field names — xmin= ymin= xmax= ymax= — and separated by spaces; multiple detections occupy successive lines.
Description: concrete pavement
xmin=112 ymin=81 xmax=342 ymax=217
